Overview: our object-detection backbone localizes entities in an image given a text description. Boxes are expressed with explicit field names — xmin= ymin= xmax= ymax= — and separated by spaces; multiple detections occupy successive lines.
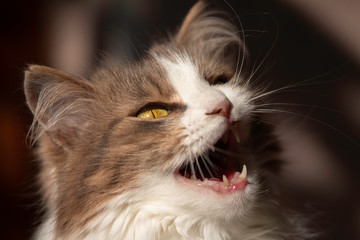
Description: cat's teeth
xmin=239 ymin=165 xmax=247 ymax=179
xmin=191 ymin=175 xmax=197 ymax=180
xmin=231 ymin=126 xmax=241 ymax=143
xmin=223 ymin=175 xmax=230 ymax=188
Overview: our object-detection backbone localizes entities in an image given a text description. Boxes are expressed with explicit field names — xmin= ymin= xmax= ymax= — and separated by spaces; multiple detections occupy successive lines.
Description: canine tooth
xmin=222 ymin=175 xmax=230 ymax=188
xmin=231 ymin=126 xmax=241 ymax=143
xmin=239 ymin=165 xmax=247 ymax=179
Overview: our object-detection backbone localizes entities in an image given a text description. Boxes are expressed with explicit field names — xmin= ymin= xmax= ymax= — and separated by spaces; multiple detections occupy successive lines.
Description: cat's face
xmin=98 ymin=54 xmax=258 ymax=216
xmin=25 ymin=2 xmax=279 ymax=237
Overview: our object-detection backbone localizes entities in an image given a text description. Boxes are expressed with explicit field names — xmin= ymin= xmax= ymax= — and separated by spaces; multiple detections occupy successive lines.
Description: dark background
xmin=1 ymin=0 xmax=359 ymax=239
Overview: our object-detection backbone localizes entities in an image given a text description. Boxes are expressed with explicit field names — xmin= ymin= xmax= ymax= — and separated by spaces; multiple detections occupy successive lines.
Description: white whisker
xmin=202 ymin=153 xmax=218 ymax=171
xmin=195 ymin=157 xmax=205 ymax=180
xmin=249 ymin=64 xmax=347 ymax=103
xmin=223 ymin=0 xmax=246 ymax=78
xmin=190 ymin=158 xmax=196 ymax=179
xmin=254 ymin=108 xmax=359 ymax=145
xmin=214 ymin=147 xmax=242 ymax=157
xmin=200 ymin=155 xmax=214 ymax=178
xmin=244 ymin=13 xmax=278 ymax=89
xmin=255 ymin=102 xmax=348 ymax=116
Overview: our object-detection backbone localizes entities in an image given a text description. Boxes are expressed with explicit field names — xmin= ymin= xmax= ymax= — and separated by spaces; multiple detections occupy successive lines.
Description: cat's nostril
xmin=206 ymin=98 xmax=231 ymax=119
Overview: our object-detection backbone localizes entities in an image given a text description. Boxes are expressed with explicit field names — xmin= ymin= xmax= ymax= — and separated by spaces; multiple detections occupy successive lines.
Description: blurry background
xmin=0 ymin=0 xmax=359 ymax=239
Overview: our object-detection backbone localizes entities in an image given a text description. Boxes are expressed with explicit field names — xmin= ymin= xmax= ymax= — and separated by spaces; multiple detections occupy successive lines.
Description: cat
xmin=24 ymin=1 xmax=313 ymax=239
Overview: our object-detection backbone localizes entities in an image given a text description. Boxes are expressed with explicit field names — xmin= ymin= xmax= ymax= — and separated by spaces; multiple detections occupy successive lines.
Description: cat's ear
xmin=24 ymin=65 xmax=94 ymax=148
xmin=175 ymin=1 xmax=245 ymax=72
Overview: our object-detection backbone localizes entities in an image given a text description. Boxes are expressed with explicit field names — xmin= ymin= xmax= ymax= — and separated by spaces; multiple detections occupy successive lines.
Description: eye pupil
xmin=137 ymin=110 xmax=155 ymax=119
xmin=137 ymin=108 xmax=169 ymax=119
xmin=152 ymin=109 xmax=169 ymax=118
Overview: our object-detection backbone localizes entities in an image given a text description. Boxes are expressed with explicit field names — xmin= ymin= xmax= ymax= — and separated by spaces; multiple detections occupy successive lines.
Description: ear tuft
xmin=174 ymin=1 xmax=246 ymax=77
xmin=175 ymin=1 xmax=209 ymax=45
xmin=24 ymin=65 xmax=94 ymax=148
xmin=175 ymin=1 xmax=243 ymax=53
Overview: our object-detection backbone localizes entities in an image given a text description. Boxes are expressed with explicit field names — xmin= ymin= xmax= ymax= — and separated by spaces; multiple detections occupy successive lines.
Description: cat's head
xmin=25 ymin=1 xmax=279 ymax=237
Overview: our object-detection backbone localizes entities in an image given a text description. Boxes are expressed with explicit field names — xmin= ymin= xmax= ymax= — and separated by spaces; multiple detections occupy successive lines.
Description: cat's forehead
xmin=94 ymin=58 xmax=179 ymax=104
xmin=96 ymin=54 xmax=212 ymax=106
xmin=155 ymin=54 xmax=209 ymax=104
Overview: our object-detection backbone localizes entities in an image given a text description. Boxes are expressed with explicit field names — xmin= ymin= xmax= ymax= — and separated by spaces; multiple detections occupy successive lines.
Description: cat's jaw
xmin=175 ymin=167 xmax=248 ymax=194
xmin=175 ymin=127 xmax=250 ymax=195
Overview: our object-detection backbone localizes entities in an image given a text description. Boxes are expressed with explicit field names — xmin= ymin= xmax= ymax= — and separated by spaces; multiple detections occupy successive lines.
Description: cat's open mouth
xmin=177 ymin=129 xmax=248 ymax=194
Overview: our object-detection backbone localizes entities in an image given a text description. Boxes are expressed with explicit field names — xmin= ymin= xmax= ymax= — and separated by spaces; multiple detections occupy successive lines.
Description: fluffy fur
xmin=25 ymin=1 xmax=312 ymax=239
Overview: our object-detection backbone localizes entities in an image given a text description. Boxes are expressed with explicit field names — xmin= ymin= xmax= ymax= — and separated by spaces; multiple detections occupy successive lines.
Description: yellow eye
xmin=137 ymin=108 xmax=169 ymax=119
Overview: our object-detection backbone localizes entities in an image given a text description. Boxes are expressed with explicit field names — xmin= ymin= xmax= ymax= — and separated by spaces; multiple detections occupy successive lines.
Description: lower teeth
xmin=184 ymin=164 xmax=248 ymax=189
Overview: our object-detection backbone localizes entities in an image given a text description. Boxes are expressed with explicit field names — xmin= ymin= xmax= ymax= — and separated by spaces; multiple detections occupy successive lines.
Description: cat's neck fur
xmin=35 ymin=185 xmax=283 ymax=240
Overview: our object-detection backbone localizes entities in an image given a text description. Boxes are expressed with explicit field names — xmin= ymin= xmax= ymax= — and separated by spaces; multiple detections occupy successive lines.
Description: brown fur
xmin=25 ymin=58 xmax=189 ymax=236
xmin=25 ymin=1 xmax=311 ymax=239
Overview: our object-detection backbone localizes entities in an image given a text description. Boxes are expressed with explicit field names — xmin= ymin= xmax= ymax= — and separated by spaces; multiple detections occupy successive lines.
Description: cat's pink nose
xmin=206 ymin=98 xmax=231 ymax=120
